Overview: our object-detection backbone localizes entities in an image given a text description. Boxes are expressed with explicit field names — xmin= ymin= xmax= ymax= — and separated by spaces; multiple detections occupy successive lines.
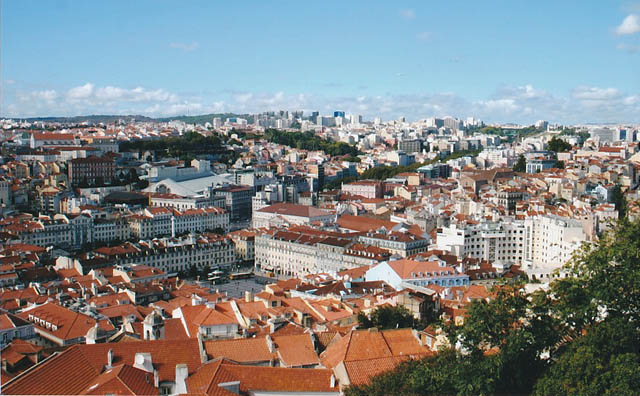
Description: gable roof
xmin=186 ymin=359 xmax=338 ymax=396
xmin=342 ymin=355 xmax=412 ymax=386
xmin=203 ymin=337 xmax=275 ymax=364
xmin=320 ymin=328 xmax=430 ymax=369
xmin=3 ymin=338 xmax=203 ymax=394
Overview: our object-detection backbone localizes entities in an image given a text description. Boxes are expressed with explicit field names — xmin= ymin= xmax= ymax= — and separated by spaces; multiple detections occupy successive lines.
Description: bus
xmin=208 ymin=276 xmax=227 ymax=285
xmin=228 ymin=271 xmax=253 ymax=280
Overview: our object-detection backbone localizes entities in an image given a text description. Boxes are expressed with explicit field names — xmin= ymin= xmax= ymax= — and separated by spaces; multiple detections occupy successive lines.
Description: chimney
xmin=244 ymin=290 xmax=253 ymax=303
xmin=133 ymin=352 xmax=154 ymax=373
xmin=174 ymin=364 xmax=189 ymax=394
xmin=265 ymin=335 xmax=276 ymax=353
xmin=107 ymin=349 xmax=114 ymax=369
xmin=153 ymin=369 xmax=159 ymax=388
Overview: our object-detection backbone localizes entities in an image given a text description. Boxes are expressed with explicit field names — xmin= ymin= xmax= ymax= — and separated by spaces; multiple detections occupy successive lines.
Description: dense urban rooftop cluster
xmin=0 ymin=112 xmax=638 ymax=395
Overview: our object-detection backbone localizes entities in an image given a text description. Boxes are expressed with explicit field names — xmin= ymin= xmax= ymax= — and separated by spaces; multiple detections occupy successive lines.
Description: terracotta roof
xmin=203 ymin=337 xmax=275 ymax=364
xmin=272 ymin=333 xmax=319 ymax=367
xmin=385 ymin=259 xmax=457 ymax=279
xmin=4 ymin=339 xmax=203 ymax=394
xmin=187 ymin=359 xmax=338 ymax=395
xmin=343 ymin=355 xmax=412 ymax=386
xmin=256 ymin=202 xmax=334 ymax=218
xmin=18 ymin=302 xmax=115 ymax=341
xmin=320 ymin=328 xmax=430 ymax=369
xmin=337 ymin=214 xmax=398 ymax=232
xmin=3 ymin=346 xmax=101 ymax=395
xmin=80 ymin=364 xmax=157 ymax=395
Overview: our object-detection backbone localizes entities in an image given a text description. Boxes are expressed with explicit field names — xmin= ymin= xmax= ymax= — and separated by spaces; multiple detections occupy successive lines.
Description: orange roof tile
xmin=272 ymin=333 xmax=319 ymax=367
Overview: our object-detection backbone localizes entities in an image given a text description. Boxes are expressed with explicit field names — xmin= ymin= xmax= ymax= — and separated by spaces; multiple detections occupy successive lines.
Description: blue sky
xmin=1 ymin=0 xmax=640 ymax=123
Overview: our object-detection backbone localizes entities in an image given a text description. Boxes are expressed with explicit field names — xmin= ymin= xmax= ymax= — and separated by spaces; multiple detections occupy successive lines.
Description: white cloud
xmin=572 ymin=86 xmax=621 ymax=100
xmin=169 ymin=42 xmax=200 ymax=52
xmin=5 ymin=83 xmax=640 ymax=124
xmin=399 ymin=9 xmax=415 ymax=19
xmin=416 ymin=32 xmax=431 ymax=41
xmin=67 ymin=83 xmax=94 ymax=100
xmin=616 ymin=14 xmax=640 ymax=35
xmin=478 ymin=99 xmax=519 ymax=113
xmin=18 ymin=89 xmax=58 ymax=103
xmin=94 ymin=86 xmax=178 ymax=103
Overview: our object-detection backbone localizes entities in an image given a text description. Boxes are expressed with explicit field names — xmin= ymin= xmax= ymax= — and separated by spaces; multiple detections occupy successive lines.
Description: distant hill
xmin=22 ymin=114 xmax=155 ymax=124
xmin=154 ymin=113 xmax=255 ymax=124
xmin=22 ymin=113 xmax=254 ymax=125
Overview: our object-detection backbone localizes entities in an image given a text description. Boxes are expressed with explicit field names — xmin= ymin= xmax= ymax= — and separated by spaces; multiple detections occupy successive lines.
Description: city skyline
xmin=2 ymin=1 xmax=640 ymax=123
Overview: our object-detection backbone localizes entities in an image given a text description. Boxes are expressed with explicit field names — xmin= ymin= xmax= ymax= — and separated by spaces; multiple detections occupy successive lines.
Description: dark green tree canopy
xmin=513 ymin=154 xmax=527 ymax=172
xmin=346 ymin=218 xmax=640 ymax=396
xmin=357 ymin=305 xmax=416 ymax=330
xmin=547 ymin=136 xmax=572 ymax=152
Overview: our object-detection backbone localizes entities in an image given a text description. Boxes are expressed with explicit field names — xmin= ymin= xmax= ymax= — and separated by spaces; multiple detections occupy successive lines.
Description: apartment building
xmin=252 ymin=202 xmax=335 ymax=229
xmin=357 ymin=231 xmax=428 ymax=258
xmin=68 ymin=156 xmax=116 ymax=186
xmin=128 ymin=206 xmax=230 ymax=239
xmin=523 ymin=215 xmax=587 ymax=270
xmin=93 ymin=234 xmax=236 ymax=273
xmin=213 ymin=185 xmax=252 ymax=221
xmin=365 ymin=258 xmax=470 ymax=289
xmin=341 ymin=180 xmax=384 ymax=199
xmin=254 ymin=226 xmax=394 ymax=277
xmin=436 ymin=220 xmax=527 ymax=264
xmin=147 ymin=192 xmax=214 ymax=210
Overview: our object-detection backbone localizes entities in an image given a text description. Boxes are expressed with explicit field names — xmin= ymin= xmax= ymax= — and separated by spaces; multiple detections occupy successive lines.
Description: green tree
xmin=533 ymin=317 xmax=640 ymax=396
xmin=547 ymin=136 xmax=572 ymax=152
xmin=610 ymin=184 xmax=626 ymax=219
xmin=358 ymin=305 xmax=415 ymax=330
xmin=513 ymin=154 xmax=527 ymax=172
xmin=565 ymin=218 xmax=640 ymax=323
xmin=345 ymin=218 xmax=640 ymax=396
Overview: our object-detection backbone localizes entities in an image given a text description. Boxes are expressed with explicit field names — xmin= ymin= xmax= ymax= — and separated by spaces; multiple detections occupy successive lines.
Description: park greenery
xmin=513 ymin=154 xmax=527 ymax=172
xmin=346 ymin=217 xmax=640 ymax=396
xmin=119 ymin=131 xmax=239 ymax=164
xmin=357 ymin=305 xmax=417 ymax=330
xmin=560 ymin=128 xmax=591 ymax=142
xmin=324 ymin=149 xmax=482 ymax=190
xmin=263 ymin=128 xmax=360 ymax=157
xmin=547 ymin=136 xmax=573 ymax=152
xmin=469 ymin=125 xmax=545 ymax=140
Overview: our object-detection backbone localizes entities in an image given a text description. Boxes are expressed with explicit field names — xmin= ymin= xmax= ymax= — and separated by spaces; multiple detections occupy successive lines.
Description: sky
xmin=1 ymin=1 xmax=640 ymax=124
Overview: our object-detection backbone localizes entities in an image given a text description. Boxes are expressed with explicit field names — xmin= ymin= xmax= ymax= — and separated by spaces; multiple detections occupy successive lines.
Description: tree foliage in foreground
xmin=346 ymin=218 xmax=640 ymax=396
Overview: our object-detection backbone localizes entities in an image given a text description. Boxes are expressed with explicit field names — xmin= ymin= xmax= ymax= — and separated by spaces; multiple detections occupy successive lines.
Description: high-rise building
xmin=333 ymin=111 xmax=345 ymax=118
xmin=398 ymin=139 xmax=423 ymax=154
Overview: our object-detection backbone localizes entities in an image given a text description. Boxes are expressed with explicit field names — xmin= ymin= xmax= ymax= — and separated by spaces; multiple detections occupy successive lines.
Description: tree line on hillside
xmin=346 ymin=217 xmax=640 ymax=396
xmin=264 ymin=128 xmax=360 ymax=157
xmin=323 ymin=149 xmax=481 ymax=190
xmin=119 ymin=131 xmax=240 ymax=164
